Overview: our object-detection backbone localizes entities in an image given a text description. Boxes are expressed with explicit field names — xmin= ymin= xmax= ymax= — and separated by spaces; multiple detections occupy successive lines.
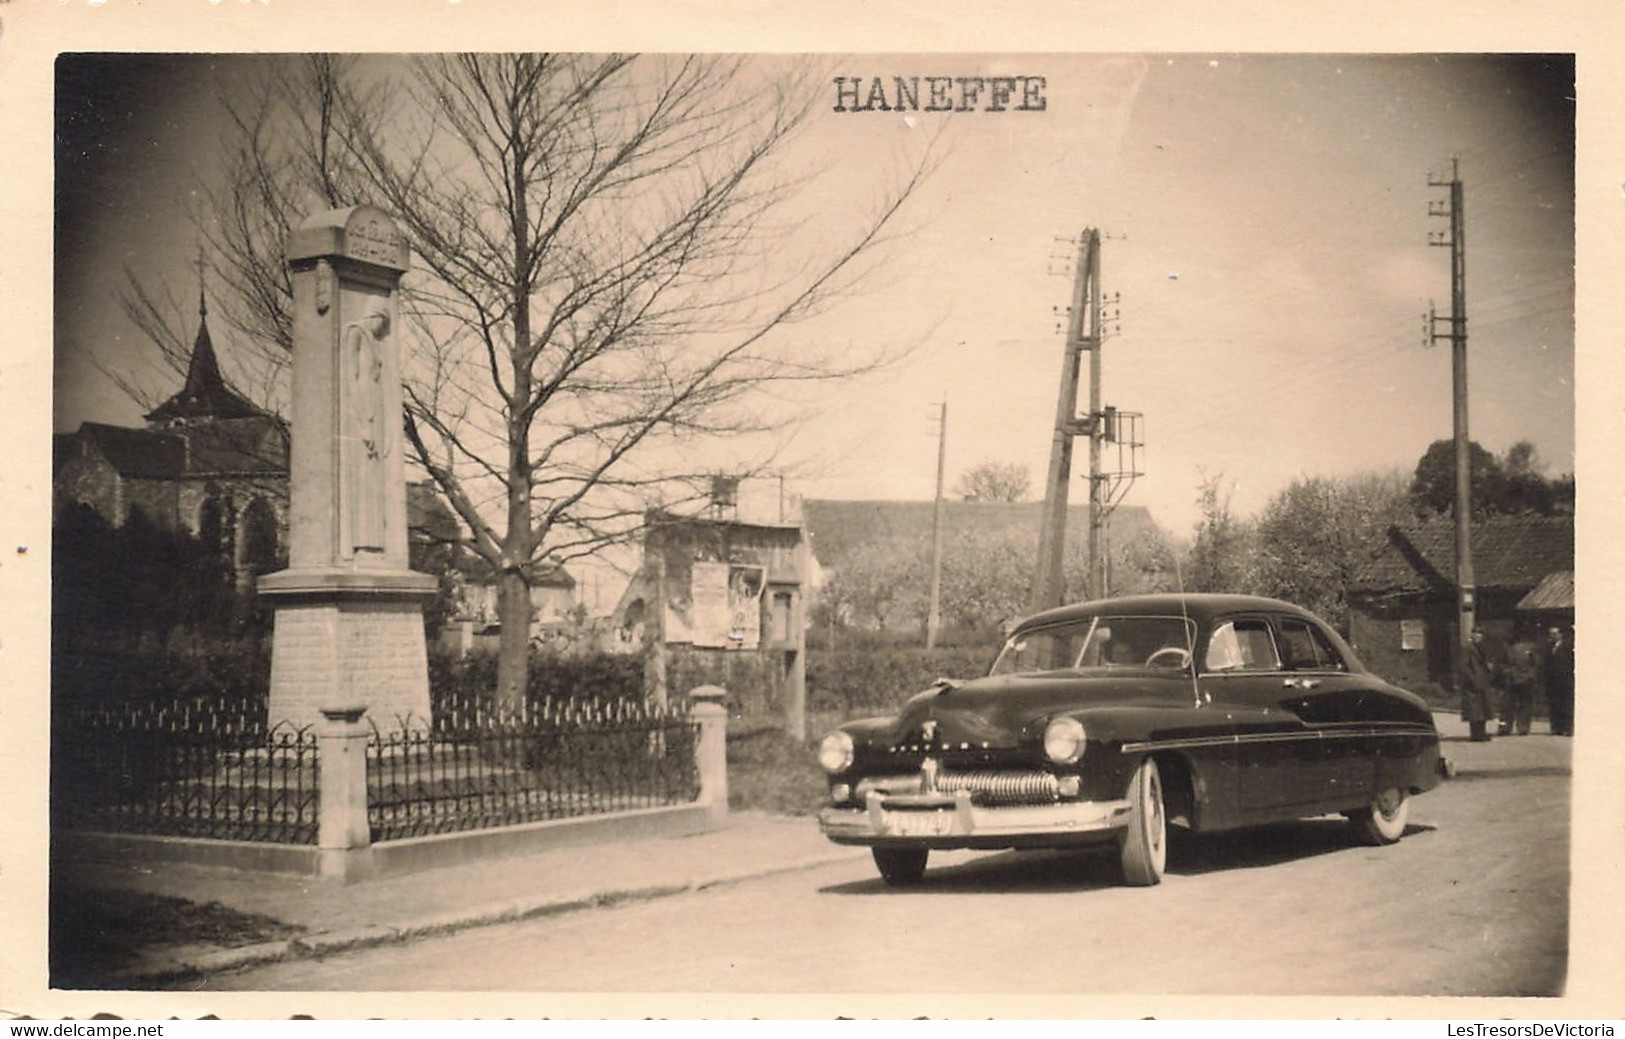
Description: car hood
xmin=868 ymin=671 xmax=1198 ymax=750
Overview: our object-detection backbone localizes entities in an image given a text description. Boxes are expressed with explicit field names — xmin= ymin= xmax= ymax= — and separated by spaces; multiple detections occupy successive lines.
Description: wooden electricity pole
xmin=1031 ymin=229 xmax=1102 ymax=613
xmin=1429 ymin=158 xmax=1474 ymax=644
xmin=926 ymin=396 xmax=947 ymax=648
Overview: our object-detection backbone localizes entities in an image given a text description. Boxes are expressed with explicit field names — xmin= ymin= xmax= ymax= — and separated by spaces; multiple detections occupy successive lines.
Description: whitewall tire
xmin=1349 ymin=787 xmax=1410 ymax=846
xmin=1119 ymin=757 xmax=1167 ymax=886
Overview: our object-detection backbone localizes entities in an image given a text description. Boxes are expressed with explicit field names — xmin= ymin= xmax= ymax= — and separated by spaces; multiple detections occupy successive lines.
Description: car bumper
xmin=819 ymin=789 xmax=1135 ymax=849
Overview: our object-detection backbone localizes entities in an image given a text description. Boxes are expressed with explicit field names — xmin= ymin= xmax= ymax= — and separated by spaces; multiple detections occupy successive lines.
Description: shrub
xmin=428 ymin=645 xmax=645 ymax=716
xmin=51 ymin=635 xmax=271 ymax=713
xmin=806 ymin=643 xmax=993 ymax=718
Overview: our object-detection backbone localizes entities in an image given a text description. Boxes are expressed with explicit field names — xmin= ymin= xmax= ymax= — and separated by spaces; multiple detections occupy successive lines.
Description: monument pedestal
xmin=262 ymin=568 xmax=437 ymax=731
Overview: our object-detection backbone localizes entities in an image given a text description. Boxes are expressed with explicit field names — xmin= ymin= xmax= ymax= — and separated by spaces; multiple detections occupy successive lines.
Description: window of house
xmin=1400 ymin=619 xmax=1426 ymax=651
xmin=771 ymin=591 xmax=794 ymax=643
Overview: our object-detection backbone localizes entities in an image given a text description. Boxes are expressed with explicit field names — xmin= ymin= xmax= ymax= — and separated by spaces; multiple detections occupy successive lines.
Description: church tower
xmin=145 ymin=265 xmax=264 ymax=429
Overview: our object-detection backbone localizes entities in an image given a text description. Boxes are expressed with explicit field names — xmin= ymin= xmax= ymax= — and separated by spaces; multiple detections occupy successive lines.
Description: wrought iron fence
xmin=367 ymin=696 xmax=701 ymax=842
xmin=52 ymin=696 xmax=319 ymax=845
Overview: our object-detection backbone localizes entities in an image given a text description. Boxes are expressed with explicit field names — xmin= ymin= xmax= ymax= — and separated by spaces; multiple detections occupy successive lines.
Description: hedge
xmin=806 ymin=644 xmax=994 ymax=717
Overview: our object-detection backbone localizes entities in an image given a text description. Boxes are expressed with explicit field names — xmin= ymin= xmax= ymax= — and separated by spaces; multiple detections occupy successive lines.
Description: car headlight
xmin=1043 ymin=716 xmax=1087 ymax=764
xmin=818 ymin=730 xmax=855 ymax=774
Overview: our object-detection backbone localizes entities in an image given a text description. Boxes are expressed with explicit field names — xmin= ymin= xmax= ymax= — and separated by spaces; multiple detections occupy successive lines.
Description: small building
xmin=1347 ymin=514 xmax=1574 ymax=691
xmin=613 ymin=502 xmax=811 ymax=728
xmin=439 ymin=557 xmax=579 ymax=656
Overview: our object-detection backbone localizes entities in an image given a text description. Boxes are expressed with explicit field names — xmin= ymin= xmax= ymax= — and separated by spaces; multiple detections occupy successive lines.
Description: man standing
xmin=1543 ymin=626 xmax=1575 ymax=736
xmin=1501 ymin=632 xmax=1542 ymax=736
xmin=1456 ymin=627 xmax=1496 ymax=742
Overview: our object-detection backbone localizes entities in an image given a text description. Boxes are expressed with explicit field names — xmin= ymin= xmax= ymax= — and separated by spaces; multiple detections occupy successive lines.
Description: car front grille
xmin=854 ymin=769 xmax=1062 ymax=806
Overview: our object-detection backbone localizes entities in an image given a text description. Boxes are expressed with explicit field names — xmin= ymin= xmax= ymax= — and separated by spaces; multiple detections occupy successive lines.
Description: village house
xmin=1347 ymin=514 xmax=1574 ymax=692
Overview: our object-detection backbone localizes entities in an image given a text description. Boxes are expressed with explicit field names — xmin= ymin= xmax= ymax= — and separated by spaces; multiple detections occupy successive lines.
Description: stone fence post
xmin=689 ymin=685 xmax=729 ymax=826
xmin=317 ymin=705 xmax=374 ymax=882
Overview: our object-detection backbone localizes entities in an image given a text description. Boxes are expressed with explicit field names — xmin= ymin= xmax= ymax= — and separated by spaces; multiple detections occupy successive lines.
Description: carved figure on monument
xmin=344 ymin=302 xmax=391 ymax=555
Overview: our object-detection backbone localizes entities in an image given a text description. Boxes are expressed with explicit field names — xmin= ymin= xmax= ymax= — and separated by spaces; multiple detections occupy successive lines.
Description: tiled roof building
xmin=1347 ymin=513 xmax=1574 ymax=691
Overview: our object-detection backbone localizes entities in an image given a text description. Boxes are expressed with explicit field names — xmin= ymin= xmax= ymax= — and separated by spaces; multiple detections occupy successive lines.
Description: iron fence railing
xmin=367 ymin=697 xmax=701 ymax=842
xmin=52 ymin=697 xmax=319 ymax=845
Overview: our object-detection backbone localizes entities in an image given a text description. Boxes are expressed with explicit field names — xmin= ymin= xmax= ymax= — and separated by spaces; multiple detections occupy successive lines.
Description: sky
xmin=53 ymin=53 xmax=1575 ymax=540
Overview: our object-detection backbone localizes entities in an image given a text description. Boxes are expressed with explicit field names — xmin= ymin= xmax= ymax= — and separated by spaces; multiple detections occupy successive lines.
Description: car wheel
xmin=1118 ymin=757 xmax=1167 ymax=886
xmin=1349 ymin=787 xmax=1409 ymax=845
xmin=872 ymin=846 xmax=928 ymax=886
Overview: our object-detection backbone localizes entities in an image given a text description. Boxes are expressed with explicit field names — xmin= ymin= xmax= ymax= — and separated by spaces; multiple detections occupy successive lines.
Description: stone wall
xmin=53 ymin=450 xmax=122 ymax=525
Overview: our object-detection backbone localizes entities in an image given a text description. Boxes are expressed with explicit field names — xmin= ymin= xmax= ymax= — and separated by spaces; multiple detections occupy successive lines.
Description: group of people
xmin=1457 ymin=623 xmax=1574 ymax=742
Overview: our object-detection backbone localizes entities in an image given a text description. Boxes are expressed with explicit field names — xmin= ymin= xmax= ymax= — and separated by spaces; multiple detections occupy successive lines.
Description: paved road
xmin=206 ymin=733 xmax=1569 ymax=997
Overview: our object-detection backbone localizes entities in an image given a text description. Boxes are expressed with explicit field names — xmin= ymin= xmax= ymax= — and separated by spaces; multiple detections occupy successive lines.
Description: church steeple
xmin=144 ymin=252 xmax=261 ymax=426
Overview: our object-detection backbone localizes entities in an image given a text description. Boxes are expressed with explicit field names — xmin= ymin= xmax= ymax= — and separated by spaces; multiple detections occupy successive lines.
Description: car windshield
xmin=989 ymin=614 xmax=1198 ymax=675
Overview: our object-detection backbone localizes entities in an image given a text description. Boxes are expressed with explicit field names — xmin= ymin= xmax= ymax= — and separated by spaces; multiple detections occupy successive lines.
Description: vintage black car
xmin=817 ymin=593 xmax=1448 ymax=887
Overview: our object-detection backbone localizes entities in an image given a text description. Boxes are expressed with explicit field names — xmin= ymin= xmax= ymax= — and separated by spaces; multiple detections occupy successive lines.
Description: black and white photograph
xmin=5 ymin=0 xmax=1624 ymax=1024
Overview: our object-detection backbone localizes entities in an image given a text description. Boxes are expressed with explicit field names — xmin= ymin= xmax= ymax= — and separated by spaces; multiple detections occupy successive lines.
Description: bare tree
xmin=116 ymin=57 xmax=356 ymax=416
xmin=122 ymin=54 xmax=937 ymax=708
xmin=953 ymin=461 xmax=1030 ymax=503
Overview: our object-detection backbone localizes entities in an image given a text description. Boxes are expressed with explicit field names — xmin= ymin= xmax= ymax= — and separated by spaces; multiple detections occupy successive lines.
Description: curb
xmin=108 ymin=849 xmax=866 ymax=987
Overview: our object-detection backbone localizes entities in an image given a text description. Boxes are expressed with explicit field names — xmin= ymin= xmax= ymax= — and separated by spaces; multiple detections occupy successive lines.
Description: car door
xmin=1198 ymin=614 xmax=1310 ymax=812
xmin=1262 ymin=612 xmax=1376 ymax=811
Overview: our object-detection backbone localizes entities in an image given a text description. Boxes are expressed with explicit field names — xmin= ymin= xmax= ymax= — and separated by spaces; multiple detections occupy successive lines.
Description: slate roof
xmin=181 ymin=416 xmax=289 ymax=475
xmin=145 ymin=314 xmax=262 ymax=424
xmin=63 ymin=422 xmax=188 ymax=480
xmin=1350 ymin=514 xmax=1574 ymax=598
xmin=801 ymin=499 xmax=1161 ymax=568
xmin=453 ymin=553 xmax=576 ymax=589
xmin=406 ymin=481 xmax=462 ymax=544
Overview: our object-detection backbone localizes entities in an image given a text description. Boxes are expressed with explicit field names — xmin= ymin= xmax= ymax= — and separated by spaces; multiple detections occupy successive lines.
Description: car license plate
xmin=888 ymin=810 xmax=953 ymax=837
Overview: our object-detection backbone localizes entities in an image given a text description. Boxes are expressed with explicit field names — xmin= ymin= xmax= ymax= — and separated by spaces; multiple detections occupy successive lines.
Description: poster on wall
xmin=689 ymin=561 xmax=731 ymax=648
xmin=687 ymin=561 xmax=767 ymax=648
xmin=727 ymin=565 xmax=767 ymax=649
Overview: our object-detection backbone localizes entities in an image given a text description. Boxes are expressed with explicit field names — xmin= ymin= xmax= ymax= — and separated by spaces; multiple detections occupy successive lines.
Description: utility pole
xmin=926 ymin=396 xmax=947 ymax=648
xmin=1085 ymin=243 xmax=1105 ymax=604
xmin=1032 ymin=230 xmax=1101 ymax=613
xmin=1429 ymin=157 xmax=1474 ymax=646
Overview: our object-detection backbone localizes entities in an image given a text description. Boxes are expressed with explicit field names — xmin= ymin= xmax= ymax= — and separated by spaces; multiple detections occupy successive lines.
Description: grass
xmin=725 ymin=717 xmax=831 ymax=816
xmin=49 ymin=880 xmax=305 ymax=988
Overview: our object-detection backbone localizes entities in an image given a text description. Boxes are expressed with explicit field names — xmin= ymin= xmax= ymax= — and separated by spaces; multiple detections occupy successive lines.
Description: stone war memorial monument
xmin=260 ymin=205 xmax=436 ymax=732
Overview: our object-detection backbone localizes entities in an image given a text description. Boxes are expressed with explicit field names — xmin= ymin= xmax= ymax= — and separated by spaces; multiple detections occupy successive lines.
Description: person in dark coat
xmin=1501 ymin=634 xmax=1542 ymax=736
xmin=1456 ymin=628 xmax=1496 ymax=742
xmin=1543 ymin=626 xmax=1575 ymax=736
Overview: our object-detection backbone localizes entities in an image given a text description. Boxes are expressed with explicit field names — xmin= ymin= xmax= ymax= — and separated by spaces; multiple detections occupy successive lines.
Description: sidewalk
xmin=54 ymin=811 xmax=865 ymax=988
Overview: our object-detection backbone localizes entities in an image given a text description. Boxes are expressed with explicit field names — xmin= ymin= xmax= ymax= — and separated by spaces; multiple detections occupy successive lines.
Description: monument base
xmin=260 ymin=567 xmax=438 ymax=732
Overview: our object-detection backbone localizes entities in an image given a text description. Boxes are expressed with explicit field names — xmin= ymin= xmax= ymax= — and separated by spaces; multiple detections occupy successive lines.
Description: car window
xmin=1204 ymin=618 xmax=1281 ymax=672
xmin=1276 ymin=617 xmax=1348 ymax=671
xmin=991 ymin=620 xmax=1091 ymax=674
xmin=991 ymin=615 xmax=1196 ymax=675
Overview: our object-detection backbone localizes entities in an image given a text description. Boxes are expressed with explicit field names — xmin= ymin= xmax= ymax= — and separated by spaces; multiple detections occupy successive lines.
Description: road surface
xmin=206 ymin=732 xmax=1569 ymax=997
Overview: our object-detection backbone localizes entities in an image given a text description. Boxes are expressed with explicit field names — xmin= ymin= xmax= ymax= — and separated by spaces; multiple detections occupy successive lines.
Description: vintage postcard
xmin=4 ymin=0 xmax=1622 ymax=1024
